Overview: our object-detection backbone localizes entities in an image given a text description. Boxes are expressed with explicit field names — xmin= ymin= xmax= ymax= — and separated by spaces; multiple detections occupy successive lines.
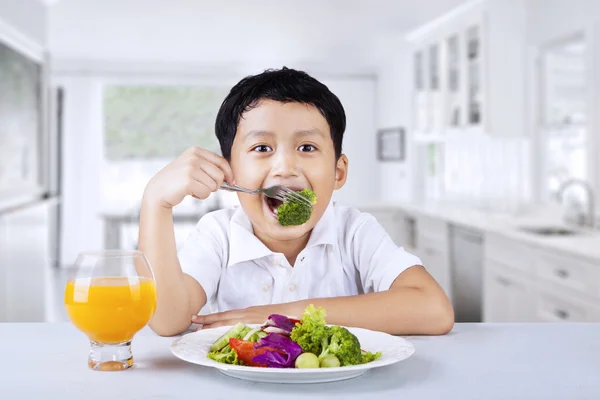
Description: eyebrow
xmin=293 ymin=129 xmax=325 ymax=139
xmin=243 ymin=130 xmax=275 ymax=140
xmin=243 ymin=129 xmax=325 ymax=140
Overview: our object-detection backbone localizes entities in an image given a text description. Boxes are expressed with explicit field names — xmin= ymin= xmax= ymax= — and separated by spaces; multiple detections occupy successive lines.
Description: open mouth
xmin=263 ymin=187 xmax=307 ymax=218
xmin=265 ymin=197 xmax=284 ymax=216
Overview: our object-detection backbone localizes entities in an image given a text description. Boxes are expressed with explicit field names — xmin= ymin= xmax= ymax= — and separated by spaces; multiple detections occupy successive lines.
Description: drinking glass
xmin=64 ymin=250 xmax=156 ymax=371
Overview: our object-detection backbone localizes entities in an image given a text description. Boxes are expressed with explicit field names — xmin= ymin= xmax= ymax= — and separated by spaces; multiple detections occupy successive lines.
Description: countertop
xmin=1 ymin=322 xmax=599 ymax=399
xmin=359 ymin=201 xmax=600 ymax=262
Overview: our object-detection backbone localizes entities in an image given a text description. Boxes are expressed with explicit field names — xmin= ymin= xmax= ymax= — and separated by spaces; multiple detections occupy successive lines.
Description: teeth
xmin=274 ymin=208 xmax=278 ymax=215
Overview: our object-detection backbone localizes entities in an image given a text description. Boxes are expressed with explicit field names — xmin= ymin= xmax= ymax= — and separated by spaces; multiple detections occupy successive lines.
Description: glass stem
xmin=88 ymin=340 xmax=133 ymax=371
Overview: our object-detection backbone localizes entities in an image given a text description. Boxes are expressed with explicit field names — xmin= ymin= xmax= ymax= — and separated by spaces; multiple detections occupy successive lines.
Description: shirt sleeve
xmin=177 ymin=213 xmax=226 ymax=303
xmin=351 ymin=213 xmax=422 ymax=293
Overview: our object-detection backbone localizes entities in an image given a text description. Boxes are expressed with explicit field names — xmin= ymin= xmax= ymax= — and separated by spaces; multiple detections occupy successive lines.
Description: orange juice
xmin=65 ymin=276 xmax=156 ymax=344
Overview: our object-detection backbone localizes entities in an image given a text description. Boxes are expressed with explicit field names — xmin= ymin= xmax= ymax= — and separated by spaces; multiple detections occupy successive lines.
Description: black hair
xmin=214 ymin=67 xmax=346 ymax=160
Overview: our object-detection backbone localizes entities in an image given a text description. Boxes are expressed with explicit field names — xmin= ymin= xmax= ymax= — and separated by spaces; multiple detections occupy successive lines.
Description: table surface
xmin=1 ymin=322 xmax=599 ymax=399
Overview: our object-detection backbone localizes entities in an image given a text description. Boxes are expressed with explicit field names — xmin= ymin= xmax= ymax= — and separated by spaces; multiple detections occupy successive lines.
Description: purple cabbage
xmin=252 ymin=333 xmax=303 ymax=368
xmin=263 ymin=314 xmax=297 ymax=335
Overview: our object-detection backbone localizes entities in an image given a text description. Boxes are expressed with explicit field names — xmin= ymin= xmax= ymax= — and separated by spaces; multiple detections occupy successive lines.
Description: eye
xmin=298 ymin=144 xmax=317 ymax=152
xmin=252 ymin=145 xmax=272 ymax=153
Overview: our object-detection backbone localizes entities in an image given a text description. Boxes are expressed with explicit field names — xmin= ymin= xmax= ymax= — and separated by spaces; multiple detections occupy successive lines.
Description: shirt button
xmin=288 ymin=284 xmax=296 ymax=292
xmin=263 ymin=284 xmax=271 ymax=292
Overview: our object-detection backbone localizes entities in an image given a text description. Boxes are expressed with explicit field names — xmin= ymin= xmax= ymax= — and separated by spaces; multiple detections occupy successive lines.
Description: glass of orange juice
xmin=64 ymin=250 xmax=156 ymax=371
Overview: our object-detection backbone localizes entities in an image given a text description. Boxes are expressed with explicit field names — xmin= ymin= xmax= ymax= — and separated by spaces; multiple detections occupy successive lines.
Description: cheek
xmin=231 ymin=154 xmax=265 ymax=186
xmin=306 ymin=163 xmax=336 ymax=188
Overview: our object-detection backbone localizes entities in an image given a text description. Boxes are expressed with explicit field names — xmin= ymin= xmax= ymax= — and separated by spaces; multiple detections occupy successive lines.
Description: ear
xmin=334 ymin=154 xmax=348 ymax=190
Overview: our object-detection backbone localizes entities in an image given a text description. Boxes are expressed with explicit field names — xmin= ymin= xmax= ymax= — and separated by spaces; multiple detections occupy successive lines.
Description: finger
xmin=186 ymin=178 xmax=213 ymax=200
xmin=191 ymin=169 xmax=219 ymax=192
xmin=195 ymin=148 xmax=234 ymax=184
xmin=199 ymin=319 xmax=244 ymax=330
xmin=192 ymin=310 xmax=240 ymax=325
xmin=198 ymin=161 xmax=225 ymax=188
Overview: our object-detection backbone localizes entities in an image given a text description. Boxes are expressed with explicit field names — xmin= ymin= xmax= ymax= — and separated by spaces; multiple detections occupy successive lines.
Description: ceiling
xmin=47 ymin=0 xmax=469 ymax=73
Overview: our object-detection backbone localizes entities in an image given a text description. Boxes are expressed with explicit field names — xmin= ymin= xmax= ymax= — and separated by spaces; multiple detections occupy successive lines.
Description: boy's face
xmin=229 ymin=100 xmax=348 ymax=242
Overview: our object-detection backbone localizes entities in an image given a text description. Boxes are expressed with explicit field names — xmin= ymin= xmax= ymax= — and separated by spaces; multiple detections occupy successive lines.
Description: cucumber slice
xmin=209 ymin=323 xmax=250 ymax=352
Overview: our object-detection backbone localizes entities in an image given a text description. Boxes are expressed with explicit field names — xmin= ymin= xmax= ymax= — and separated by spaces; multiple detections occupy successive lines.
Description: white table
xmin=1 ymin=323 xmax=599 ymax=399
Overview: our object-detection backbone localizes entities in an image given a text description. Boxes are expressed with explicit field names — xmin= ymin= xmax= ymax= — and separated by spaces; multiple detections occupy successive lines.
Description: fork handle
xmin=220 ymin=183 xmax=252 ymax=194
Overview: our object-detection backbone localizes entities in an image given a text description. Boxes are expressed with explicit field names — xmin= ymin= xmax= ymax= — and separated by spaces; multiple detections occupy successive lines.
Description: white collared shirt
xmin=178 ymin=201 xmax=422 ymax=314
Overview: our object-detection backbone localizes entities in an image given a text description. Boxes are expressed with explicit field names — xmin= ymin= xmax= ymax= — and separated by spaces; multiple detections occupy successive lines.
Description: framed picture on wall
xmin=377 ymin=127 xmax=405 ymax=162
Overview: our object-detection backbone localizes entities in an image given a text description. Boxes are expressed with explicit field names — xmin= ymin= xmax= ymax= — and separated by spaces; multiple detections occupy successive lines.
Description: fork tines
xmin=279 ymin=187 xmax=312 ymax=207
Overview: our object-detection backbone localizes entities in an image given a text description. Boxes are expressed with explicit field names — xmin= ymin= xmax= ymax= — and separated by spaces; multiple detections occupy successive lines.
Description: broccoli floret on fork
xmin=277 ymin=189 xmax=317 ymax=226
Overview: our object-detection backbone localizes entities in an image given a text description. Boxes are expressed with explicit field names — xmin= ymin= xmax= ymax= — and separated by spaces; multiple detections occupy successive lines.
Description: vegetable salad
xmin=207 ymin=305 xmax=381 ymax=368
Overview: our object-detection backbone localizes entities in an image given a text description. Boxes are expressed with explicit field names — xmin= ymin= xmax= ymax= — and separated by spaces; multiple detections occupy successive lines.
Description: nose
xmin=271 ymin=148 xmax=299 ymax=179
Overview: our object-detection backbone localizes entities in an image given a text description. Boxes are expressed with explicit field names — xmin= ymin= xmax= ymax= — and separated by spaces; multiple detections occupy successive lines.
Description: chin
xmin=263 ymin=226 xmax=312 ymax=242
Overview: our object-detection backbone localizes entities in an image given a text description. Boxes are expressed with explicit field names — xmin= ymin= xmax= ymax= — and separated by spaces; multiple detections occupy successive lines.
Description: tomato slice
xmin=229 ymin=338 xmax=282 ymax=367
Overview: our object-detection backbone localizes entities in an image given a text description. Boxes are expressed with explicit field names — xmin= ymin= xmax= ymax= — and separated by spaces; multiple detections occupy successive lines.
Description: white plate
xmin=171 ymin=325 xmax=415 ymax=384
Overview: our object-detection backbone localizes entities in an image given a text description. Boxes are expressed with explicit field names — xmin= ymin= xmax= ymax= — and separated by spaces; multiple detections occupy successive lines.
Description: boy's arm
xmin=294 ymin=265 xmax=453 ymax=334
xmin=138 ymin=200 xmax=206 ymax=336
xmin=137 ymin=146 xmax=233 ymax=336
xmin=193 ymin=265 xmax=454 ymax=335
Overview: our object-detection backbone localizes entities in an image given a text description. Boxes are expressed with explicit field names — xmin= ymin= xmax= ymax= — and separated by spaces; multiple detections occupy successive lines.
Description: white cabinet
xmin=483 ymin=261 xmax=535 ymax=322
xmin=416 ymin=216 xmax=451 ymax=297
xmin=407 ymin=0 xmax=528 ymax=137
xmin=0 ymin=201 xmax=54 ymax=322
xmin=534 ymin=290 xmax=591 ymax=323
xmin=484 ymin=232 xmax=600 ymax=323
xmin=420 ymin=240 xmax=451 ymax=297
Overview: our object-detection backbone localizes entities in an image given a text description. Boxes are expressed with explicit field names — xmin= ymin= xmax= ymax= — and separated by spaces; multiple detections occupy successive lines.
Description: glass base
xmin=88 ymin=340 xmax=134 ymax=371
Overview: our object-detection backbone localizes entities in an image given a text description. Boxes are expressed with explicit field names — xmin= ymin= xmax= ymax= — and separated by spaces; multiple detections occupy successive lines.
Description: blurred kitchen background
xmin=1 ymin=0 xmax=599 ymax=324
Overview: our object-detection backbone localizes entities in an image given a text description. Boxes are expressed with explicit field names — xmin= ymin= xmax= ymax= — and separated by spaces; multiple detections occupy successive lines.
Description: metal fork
xmin=220 ymin=183 xmax=313 ymax=207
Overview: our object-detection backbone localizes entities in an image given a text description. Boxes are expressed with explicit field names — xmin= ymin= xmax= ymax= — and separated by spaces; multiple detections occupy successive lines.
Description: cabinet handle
xmin=554 ymin=309 xmax=569 ymax=320
xmin=555 ymin=269 xmax=570 ymax=279
xmin=496 ymin=276 xmax=511 ymax=286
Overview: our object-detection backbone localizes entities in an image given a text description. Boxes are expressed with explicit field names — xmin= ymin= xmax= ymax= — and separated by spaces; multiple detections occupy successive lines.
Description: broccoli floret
xmin=318 ymin=326 xmax=363 ymax=366
xmin=290 ymin=305 xmax=381 ymax=366
xmin=298 ymin=188 xmax=317 ymax=204
xmin=290 ymin=305 xmax=329 ymax=354
xmin=277 ymin=189 xmax=317 ymax=226
xmin=361 ymin=350 xmax=382 ymax=363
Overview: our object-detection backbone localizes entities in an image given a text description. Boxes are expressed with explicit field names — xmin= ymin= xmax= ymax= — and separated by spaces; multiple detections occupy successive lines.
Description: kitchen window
xmin=539 ymin=36 xmax=588 ymax=202
xmin=101 ymin=84 xmax=230 ymax=209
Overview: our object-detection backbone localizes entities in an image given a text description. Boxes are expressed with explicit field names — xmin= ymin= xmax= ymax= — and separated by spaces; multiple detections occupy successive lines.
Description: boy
xmin=139 ymin=67 xmax=454 ymax=337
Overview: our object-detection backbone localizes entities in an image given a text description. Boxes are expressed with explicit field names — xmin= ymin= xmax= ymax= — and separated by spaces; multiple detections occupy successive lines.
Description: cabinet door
xmin=483 ymin=264 xmax=534 ymax=322
xmin=1 ymin=201 xmax=52 ymax=322
xmin=420 ymin=244 xmax=451 ymax=297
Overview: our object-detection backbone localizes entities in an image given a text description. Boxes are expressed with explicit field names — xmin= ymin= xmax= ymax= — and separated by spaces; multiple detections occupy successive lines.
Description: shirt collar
xmin=226 ymin=200 xmax=338 ymax=267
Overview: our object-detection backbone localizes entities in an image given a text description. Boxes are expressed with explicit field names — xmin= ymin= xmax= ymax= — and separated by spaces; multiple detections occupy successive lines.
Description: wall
xmin=373 ymin=34 xmax=413 ymax=202
xmin=320 ymin=76 xmax=378 ymax=206
xmin=0 ymin=0 xmax=46 ymax=45
xmin=526 ymin=0 xmax=600 ymax=45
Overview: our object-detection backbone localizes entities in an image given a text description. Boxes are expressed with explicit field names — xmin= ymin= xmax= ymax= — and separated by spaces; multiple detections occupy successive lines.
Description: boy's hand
xmin=144 ymin=146 xmax=233 ymax=209
xmin=191 ymin=305 xmax=281 ymax=330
